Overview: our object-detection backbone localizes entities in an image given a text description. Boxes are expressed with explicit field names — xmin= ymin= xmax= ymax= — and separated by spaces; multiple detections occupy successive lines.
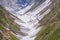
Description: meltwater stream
xmin=0 ymin=0 xmax=52 ymax=40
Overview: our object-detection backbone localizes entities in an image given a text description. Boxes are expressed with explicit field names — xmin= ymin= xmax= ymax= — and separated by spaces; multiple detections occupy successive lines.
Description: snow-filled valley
xmin=0 ymin=0 xmax=52 ymax=40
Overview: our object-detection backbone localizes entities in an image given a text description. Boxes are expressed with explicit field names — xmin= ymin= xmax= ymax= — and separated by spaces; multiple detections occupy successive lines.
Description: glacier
xmin=0 ymin=0 xmax=52 ymax=40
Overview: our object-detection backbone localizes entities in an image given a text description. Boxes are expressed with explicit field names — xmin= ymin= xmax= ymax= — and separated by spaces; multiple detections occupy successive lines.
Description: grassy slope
xmin=0 ymin=5 xmax=20 ymax=33
xmin=0 ymin=6 xmax=19 ymax=40
xmin=35 ymin=0 xmax=60 ymax=40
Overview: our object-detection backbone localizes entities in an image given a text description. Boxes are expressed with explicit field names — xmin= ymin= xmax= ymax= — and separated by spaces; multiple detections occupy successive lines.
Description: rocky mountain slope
xmin=0 ymin=6 xmax=19 ymax=40
xmin=35 ymin=0 xmax=60 ymax=40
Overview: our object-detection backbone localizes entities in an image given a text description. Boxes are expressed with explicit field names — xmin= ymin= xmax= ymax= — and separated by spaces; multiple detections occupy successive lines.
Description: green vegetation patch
xmin=0 ymin=6 xmax=19 ymax=40
xmin=35 ymin=1 xmax=60 ymax=40
xmin=10 ymin=34 xmax=18 ymax=40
